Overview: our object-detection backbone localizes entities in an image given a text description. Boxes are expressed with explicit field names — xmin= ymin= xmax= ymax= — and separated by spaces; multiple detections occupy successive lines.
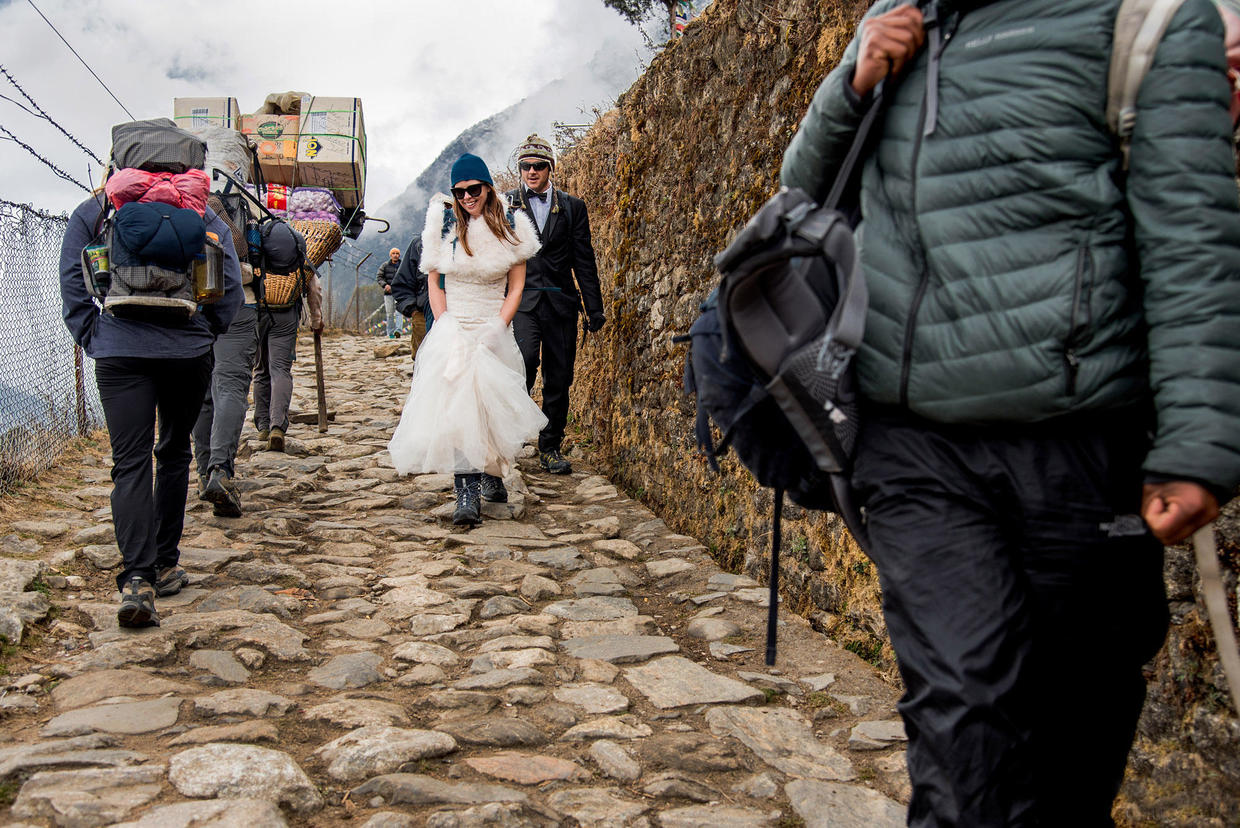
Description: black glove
xmin=586 ymin=311 xmax=606 ymax=333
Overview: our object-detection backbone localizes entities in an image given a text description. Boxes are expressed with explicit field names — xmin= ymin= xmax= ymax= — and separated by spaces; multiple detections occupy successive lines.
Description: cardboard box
xmin=296 ymin=96 xmax=366 ymax=209
xmin=240 ymin=114 xmax=299 ymax=186
xmin=173 ymin=97 xmax=241 ymax=130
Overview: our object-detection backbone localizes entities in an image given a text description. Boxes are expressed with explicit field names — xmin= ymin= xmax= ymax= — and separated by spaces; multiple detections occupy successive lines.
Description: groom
xmin=504 ymin=134 xmax=605 ymax=481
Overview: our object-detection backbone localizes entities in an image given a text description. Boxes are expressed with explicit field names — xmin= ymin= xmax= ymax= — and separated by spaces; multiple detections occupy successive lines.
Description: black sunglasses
xmin=519 ymin=161 xmax=551 ymax=172
xmin=451 ymin=183 xmax=487 ymax=200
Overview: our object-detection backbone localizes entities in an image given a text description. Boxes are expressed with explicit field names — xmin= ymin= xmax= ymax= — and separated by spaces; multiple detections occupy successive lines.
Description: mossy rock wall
xmin=556 ymin=0 xmax=1239 ymax=820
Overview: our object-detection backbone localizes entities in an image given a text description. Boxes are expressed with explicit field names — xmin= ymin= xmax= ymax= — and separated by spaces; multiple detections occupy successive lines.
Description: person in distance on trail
xmin=781 ymin=0 xmax=1240 ymax=824
xmin=505 ymin=134 xmax=605 ymax=479
xmin=377 ymin=246 xmax=403 ymax=339
xmin=252 ymin=265 xmax=322 ymax=453
xmin=387 ymin=154 xmax=547 ymax=527
xmin=60 ymin=189 xmax=242 ymax=628
xmin=192 ymin=195 xmax=264 ymax=518
xmin=390 ymin=234 xmax=433 ymax=347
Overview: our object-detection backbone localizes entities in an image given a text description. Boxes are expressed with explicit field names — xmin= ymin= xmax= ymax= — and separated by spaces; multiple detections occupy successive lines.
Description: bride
xmin=388 ymin=153 xmax=547 ymax=526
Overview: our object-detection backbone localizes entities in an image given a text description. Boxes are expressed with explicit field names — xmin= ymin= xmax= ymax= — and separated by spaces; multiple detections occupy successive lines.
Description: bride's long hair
xmin=453 ymin=183 xmax=519 ymax=257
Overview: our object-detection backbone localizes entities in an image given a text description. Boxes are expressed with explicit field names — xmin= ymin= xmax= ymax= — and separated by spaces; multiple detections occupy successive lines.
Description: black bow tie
xmin=527 ymin=190 xmax=548 ymax=203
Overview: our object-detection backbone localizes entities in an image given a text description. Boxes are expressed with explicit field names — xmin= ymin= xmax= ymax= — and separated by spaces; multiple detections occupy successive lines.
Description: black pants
xmin=851 ymin=407 xmax=1168 ymax=827
xmin=514 ymin=299 xmax=577 ymax=453
xmin=95 ymin=355 xmax=213 ymax=591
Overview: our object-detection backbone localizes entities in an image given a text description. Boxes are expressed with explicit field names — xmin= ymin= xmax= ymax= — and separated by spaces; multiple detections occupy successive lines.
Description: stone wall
xmin=556 ymin=0 xmax=1239 ymax=820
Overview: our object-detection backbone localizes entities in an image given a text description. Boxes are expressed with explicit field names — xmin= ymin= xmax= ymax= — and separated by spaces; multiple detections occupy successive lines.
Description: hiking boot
xmin=203 ymin=466 xmax=243 ymax=518
xmin=154 ymin=565 xmax=189 ymax=597
xmin=480 ymin=473 xmax=508 ymax=503
xmin=197 ymin=473 xmax=209 ymax=501
xmin=539 ymin=448 xmax=572 ymax=475
xmin=268 ymin=427 xmax=285 ymax=452
xmin=256 ymin=428 xmax=270 ymax=442
xmin=117 ymin=577 xmax=159 ymax=628
xmin=452 ymin=473 xmax=482 ymax=527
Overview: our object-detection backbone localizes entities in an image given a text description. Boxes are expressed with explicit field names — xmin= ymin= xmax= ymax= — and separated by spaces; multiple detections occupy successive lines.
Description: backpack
xmin=82 ymin=117 xmax=220 ymax=324
xmin=208 ymin=167 xmax=309 ymax=311
xmin=252 ymin=221 xmax=308 ymax=310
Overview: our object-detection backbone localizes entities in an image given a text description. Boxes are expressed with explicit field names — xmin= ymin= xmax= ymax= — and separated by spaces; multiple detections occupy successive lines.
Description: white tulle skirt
xmin=388 ymin=311 xmax=547 ymax=477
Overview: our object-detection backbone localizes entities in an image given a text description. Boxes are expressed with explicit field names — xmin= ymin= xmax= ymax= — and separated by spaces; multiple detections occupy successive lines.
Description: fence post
xmin=73 ymin=345 xmax=88 ymax=437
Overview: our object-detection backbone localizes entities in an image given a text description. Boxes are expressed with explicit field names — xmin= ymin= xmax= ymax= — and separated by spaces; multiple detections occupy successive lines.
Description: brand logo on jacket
xmin=963 ymin=26 xmax=1035 ymax=50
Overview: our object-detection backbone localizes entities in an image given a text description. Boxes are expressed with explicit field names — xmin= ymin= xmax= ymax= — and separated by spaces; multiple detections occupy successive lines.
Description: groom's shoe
xmin=538 ymin=448 xmax=572 ymax=475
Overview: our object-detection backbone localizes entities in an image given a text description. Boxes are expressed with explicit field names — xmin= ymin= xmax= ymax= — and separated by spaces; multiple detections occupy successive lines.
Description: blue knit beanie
xmin=450 ymin=153 xmax=493 ymax=188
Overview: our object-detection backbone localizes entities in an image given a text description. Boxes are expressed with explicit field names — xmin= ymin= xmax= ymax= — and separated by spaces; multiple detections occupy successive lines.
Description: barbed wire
xmin=0 ymin=64 xmax=104 ymax=165
xmin=0 ymin=123 xmax=90 ymax=192
xmin=0 ymin=196 xmax=68 ymax=222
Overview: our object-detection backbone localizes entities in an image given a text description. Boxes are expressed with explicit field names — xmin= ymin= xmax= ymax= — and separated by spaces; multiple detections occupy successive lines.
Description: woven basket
xmin=261 ymin=268 xmax=307 ymax=307
xmin=291 ymin=219 xmax=343 ymax=267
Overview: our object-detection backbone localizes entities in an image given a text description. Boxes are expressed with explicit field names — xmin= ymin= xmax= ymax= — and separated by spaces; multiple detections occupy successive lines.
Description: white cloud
xmin=0 ymin=0 xmax=646 ymax=214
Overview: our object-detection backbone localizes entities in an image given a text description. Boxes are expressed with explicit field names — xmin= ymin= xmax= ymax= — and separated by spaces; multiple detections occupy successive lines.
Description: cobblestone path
xmin=0 ymin=333 xmax=909 ymax=827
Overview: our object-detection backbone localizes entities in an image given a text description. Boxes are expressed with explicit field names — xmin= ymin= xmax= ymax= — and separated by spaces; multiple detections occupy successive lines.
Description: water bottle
xmin=193 ymin=233 xmax=225 ymax=304
xmin=245 ymin=218 xmax=262 ymax=265
xmin=81 ymin=243 xmax=111 ymax=297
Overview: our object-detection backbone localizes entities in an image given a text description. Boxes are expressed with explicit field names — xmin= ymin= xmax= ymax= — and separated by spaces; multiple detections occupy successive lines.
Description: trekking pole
xmin=766 ymin=487 xmax=784 ymax=666
xmin=313 ymin=331 xmax=328 ymax=433
xmin=1193 ymin=524 xmax=1240 ymax=714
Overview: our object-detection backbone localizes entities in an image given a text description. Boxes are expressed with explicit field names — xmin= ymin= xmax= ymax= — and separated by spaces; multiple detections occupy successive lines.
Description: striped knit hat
xmin=515 ymin=134 xmax=555 ymax=168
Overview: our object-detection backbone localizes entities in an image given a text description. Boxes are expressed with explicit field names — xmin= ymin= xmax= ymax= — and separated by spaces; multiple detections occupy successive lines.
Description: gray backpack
xmin=1108 ymin=0 xmax=1193 ymax=168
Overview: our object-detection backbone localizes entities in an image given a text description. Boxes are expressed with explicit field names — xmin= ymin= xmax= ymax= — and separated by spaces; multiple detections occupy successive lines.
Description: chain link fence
xmin=0 ymin=198 xmax=104 ymax=493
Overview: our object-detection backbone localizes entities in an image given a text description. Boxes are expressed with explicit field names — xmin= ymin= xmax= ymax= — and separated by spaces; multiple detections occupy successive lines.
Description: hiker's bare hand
xmin=851 ymin=5 xmax=926 ymax=97
xmin=1142 ymin=481 xmax=1219 ymax=545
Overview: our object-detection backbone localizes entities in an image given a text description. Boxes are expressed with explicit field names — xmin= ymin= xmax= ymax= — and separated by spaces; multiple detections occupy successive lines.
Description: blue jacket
xmin=59 ymin=193 xmax=243 ymax=359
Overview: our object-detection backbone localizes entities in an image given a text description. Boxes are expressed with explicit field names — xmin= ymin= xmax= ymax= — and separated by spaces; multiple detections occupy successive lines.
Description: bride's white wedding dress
xmin=388 ymin=195 xmax=547 ymax=477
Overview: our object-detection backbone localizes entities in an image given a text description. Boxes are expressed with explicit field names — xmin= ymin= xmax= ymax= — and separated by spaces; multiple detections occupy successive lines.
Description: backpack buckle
xmin=816 ymin=339 xmax=854 ymax=380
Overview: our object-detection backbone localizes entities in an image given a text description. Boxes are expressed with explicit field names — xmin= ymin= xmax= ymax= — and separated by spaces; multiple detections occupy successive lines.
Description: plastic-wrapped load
xmin=188 ymin=126 xmax=253 ymax=190
xmin=287 ymin=187 xmax=341 ymax=223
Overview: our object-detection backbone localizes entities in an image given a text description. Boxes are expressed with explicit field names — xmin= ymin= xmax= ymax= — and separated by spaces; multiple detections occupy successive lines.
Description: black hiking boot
xmin=480 ymin=473 xmax=508 ymax=503
xmin=452 ymin=473 xmax=482 ymax=527
xmin=539 ymin=448 xmax=572 ymax=475
xmin=203 ymin=466 xmax=243 ymax=518
xmin=117 ymin=576 xmax=159 ymax=628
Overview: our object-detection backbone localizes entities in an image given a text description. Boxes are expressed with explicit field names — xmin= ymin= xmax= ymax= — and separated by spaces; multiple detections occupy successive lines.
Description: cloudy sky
xmin=0 ymin=0 xmax=649 ymax=215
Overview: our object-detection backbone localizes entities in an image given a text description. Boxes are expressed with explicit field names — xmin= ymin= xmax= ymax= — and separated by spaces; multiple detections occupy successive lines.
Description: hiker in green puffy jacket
xmin=781 ymin=0 xmax=1240 ymax=824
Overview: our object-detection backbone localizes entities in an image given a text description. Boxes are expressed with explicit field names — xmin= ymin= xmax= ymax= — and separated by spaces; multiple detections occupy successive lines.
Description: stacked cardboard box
xmin=295 ymin=96 xmax=366 ymax=209
xmin=237 ymin=95 xmax=366 ymax=208
xmin=239 ymin=114 xmax=300 ymax=187
xmin=173 ymin=97 xmax=241 ymax=130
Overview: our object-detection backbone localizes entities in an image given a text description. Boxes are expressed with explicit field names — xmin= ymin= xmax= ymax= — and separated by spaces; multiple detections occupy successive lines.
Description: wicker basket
xmin=260 ymin=268 xmax=307 ymax=307
xmin=291 ymin=219 xmax=343 ymax=267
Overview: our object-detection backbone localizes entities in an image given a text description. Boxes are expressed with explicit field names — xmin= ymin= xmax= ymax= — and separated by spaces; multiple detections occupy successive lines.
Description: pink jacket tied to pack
xmin=105 ymin=168 xmax=210 ymax=216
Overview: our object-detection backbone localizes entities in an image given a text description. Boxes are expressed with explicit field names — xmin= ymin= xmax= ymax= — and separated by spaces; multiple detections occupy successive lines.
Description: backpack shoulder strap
xmin=1107 ymin=0 xmax=1191 ymax=170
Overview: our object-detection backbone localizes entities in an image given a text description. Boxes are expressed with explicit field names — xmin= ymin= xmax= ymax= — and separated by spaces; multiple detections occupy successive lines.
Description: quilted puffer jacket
xmin=781 ymin=0 xmax=1240 ymax=491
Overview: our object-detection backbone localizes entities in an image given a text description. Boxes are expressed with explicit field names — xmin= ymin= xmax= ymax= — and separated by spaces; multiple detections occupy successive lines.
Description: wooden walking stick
xmin=314 ymin=331 xmax=328 ymax=433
